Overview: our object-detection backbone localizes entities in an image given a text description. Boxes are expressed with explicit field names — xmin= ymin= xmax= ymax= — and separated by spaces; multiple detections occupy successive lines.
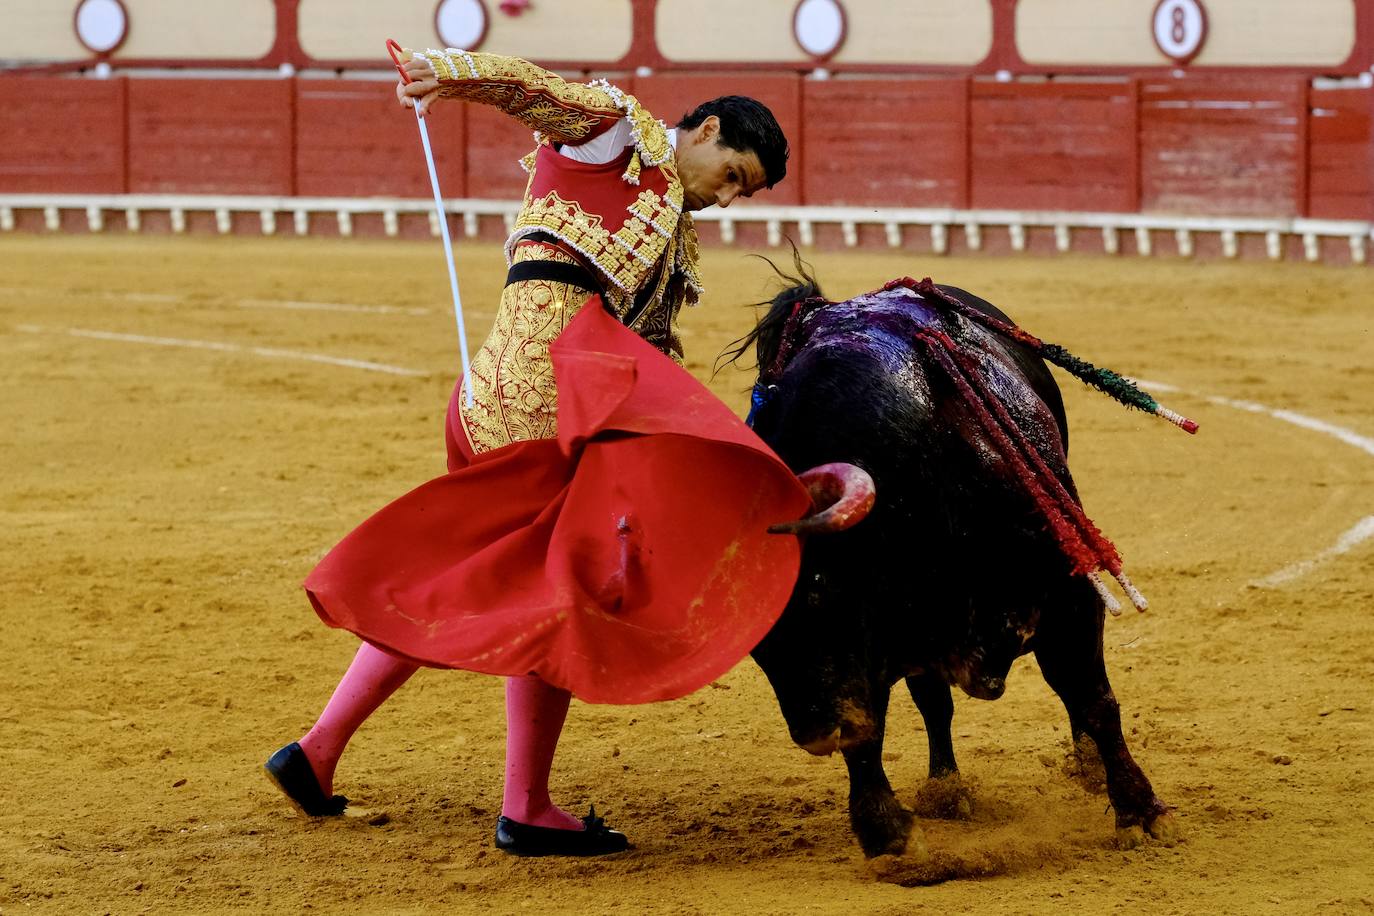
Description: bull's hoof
xmin=1115 ymin=811 xmax=1182 ymax=849
xmin=912 ymin=774 xmax=975 ymax=820
xmin=851 ymin=794 xmax=916 ymax=858
xmin=1146 ymin=811 xmax=1182 ymax=845
xmin=1115 ymin=824 xmax=1148 ymax=849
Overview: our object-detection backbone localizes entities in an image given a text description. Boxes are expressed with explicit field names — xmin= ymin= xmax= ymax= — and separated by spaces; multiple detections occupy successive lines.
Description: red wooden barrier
xmin=632 ymin=74 xmax=803 ymax=205
xmin=0 ymin=78 xmax=127 ymax=193
xmin=1 ymin=72 xmax=1370 ymax=234
xmin=1139 ymin=76 xmax=1306 ymax=217
xmin=127 ymin=79 xmax=294 ymax=195
xmin=802 ymin=78 xmax=968 ymax=208
xmin=970 ymin=80 xmax=1138 ymax=212
xmin=463 ymin=103 xmax=543 ymax=201
xmin=1308 ymin=87 xmax=1373 ymax=221
xmin=295 ymin=80 xmax=466 ymax=198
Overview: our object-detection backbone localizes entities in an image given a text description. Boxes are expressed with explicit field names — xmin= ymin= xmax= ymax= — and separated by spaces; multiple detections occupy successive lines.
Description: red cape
xmin=303 ymin=303 xmax=811 ymax=704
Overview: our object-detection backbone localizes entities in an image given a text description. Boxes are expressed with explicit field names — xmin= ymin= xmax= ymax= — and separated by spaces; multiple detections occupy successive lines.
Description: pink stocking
xmin=298 ymin=642 xmax=418 ymax=795
xmin=501 ymin=675 xmax=583 ymax=830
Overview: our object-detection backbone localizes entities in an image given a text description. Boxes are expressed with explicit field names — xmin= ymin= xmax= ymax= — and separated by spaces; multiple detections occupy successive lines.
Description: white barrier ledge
xmin=0 ymin=195 xmax=1368 ymax=264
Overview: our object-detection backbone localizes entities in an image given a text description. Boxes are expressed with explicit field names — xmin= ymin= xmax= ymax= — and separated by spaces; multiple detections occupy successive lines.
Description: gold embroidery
xmin=673 ymin=213 xmax=704 ymax=302
xmin=503 ymin=183 xmax=701 ymax=358
xmin=510 ymin=190 xmax=672 ymax=303
xmin=514 ymin=193 xmax=621 ymax=281
xmin=420 ymin=56 xmax=705 ymax=390
xmin=625 ymin=101 xmax=674 ymax=167
xmin=418 ymin=49 xmax=623 ymax=144
xmin=459 ymin=245 xmax=595 ymax=454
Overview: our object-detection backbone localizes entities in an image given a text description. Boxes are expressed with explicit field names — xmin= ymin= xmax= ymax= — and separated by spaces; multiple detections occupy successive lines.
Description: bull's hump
xmin=806 ymin=288 xmax=943 ymax=346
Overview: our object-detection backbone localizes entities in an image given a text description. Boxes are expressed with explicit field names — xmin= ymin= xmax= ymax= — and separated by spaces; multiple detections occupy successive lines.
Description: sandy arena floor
xmin=1 ymin=235 xmax=1372 ymax=914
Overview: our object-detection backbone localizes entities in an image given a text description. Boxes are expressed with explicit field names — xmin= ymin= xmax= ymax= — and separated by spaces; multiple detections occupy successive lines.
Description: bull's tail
xmin=884 ymin=277 xmax=1199 ymax=436
xmin=913 ymin=326 xmax=1148 ymax=614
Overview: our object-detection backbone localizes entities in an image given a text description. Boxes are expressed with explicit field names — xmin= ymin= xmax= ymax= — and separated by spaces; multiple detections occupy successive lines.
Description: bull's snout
xmin=958 ymin=676 xmax=1006 ymax=701
xmin=799 ymin=727 xmax=844 ymax=756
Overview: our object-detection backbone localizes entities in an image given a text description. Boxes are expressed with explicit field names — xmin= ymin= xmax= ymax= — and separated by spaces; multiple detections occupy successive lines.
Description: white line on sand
xmin=1138 ymin=379 xmax=1374 ymax=586
xmin=15 ymin=325 xmax=427 ymax=377
xmin=1139 ymin=379 xmax=1374 ymax=459
xmin=1250 ymin=516 xmax=1374 ymax=588
xmin=0 ymin=286 xmax=430 ymax=316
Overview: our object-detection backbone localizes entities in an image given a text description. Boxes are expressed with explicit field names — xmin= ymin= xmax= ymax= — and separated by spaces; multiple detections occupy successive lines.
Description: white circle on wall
xmin=793 ymin=0 xmax=846 ymax=60
xmin=435 ymin=0 xmax=489 ymax=51
xmin=1152 ymin=0 xmax=1208 ymax=65
xmin=74 ymin=0 xmax=128 ymax=55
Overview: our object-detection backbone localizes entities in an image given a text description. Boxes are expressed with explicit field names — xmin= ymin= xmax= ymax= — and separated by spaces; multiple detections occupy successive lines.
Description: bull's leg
xmin=905 ymin=674 xmax=975 ymax=820
xmin=1063 ymin=705 xmax=1108 ymax=792
xmin=1033 ymin=593 xmax=1177 ymax=847
xmin=905 ymin=673 xmax=957 ymax=777
xmin=840 ymin=686 xmax=918 ymax=857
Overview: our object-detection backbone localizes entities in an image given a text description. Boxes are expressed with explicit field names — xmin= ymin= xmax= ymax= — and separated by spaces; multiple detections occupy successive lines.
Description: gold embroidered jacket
xmin=411 ymin=49 xmax=705 ymax=454
xmin=414 ymin=48 xmax=704 ymax=341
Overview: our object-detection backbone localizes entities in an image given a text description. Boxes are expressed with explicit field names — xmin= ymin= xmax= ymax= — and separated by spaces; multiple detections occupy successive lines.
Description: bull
xmin=733 ymin=263 xmax=1189 ymax=859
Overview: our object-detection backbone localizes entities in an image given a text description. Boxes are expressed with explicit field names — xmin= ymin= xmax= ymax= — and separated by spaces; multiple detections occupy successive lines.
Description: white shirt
xmin=559 ymin=118 xmax=677 ymax=164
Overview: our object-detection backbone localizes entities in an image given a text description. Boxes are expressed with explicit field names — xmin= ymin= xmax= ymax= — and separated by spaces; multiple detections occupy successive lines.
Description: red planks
xmin=295 ymin=80 xmax=465 ymax=198
xmin=1308 ymin=87 xmax=1373 ymax=220
xmin=1139 ymin=76 xmax=1306 ymax=217
xmin=803 ymin=78 xmax=968 ymax=208
xmin=463 ymin=103 xmax=541 ymax=201
xmin=127 ymin=79 xmax=294 ymax=195
xmin=0 ymin=77 xmax=127 ymax=193
xmin=970 ymin=80 xmax=1137 ymax=212
xmin=631 ymin=74 xmax=802 ymax=205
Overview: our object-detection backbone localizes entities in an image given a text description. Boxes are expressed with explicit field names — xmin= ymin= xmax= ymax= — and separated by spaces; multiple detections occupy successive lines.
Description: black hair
xmin=677 ymin=96 xmax=789 ymax=189
xmin=715 ymin=242 xmax=823 ymax=377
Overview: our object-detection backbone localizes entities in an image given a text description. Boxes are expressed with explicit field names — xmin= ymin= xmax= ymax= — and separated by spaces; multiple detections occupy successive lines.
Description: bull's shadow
xmin=729 ymin=257 xmax=1181 ymax=859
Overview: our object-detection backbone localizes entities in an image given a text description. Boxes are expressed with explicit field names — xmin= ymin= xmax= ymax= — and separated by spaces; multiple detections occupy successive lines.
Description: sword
xmin=387 ymin=39 xmax=474 ymax=407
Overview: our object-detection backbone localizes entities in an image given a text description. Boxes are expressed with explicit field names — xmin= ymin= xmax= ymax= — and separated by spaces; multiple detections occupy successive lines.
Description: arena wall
xmin=1016 ymin=0 xmax=1358 ymax=68
xmin=1 ymin=0 xmax=1370 ymax=257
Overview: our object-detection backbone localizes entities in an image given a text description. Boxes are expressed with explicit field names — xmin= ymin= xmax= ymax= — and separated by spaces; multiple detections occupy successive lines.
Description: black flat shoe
xmin=495 ymin=806 xmax=630 ymax=857
xmin=263 ymin=742 xmax=348 ymax=817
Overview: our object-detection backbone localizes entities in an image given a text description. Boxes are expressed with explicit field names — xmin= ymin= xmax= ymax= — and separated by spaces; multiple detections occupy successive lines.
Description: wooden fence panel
xmin=1140 ymin=75 xmax=1306 ymax=216
xmin=127 ymin=79 xmax=293 ymax=195
xmin=1308 ymin=86 xmax=1373 ymax=220
xmin=463 ymin=104 xmax=541 ymax=202
xmin=295 ymin=80 xmax=466 ymax=198
xmin=803 ymin=78 xmax=968 ymax=208
xmin=970 ymin=80 xmax=1137 ymax=212
xmin=0 ymin=78 xmax=126 ymax=193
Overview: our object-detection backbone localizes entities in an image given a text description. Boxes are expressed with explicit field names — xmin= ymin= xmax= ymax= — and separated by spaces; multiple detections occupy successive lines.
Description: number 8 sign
xmin=1152 ymin=0 xmax=1208 ymax=65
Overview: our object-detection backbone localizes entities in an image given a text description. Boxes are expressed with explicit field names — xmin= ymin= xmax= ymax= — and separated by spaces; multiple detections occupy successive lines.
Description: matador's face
xmin=675 ymin=115 xmax=768 ymax=212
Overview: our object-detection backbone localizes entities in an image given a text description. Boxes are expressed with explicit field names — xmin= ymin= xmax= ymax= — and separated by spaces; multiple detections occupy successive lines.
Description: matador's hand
xmin=395 ymin=54 xmax=441 ymax=116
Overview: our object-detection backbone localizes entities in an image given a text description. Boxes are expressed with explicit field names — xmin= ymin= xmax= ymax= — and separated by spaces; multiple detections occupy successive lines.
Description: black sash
xmin=504 ymin=258 xmax=604 ymax=294
xmin=505 ymin=232 xmax=660 ymax=327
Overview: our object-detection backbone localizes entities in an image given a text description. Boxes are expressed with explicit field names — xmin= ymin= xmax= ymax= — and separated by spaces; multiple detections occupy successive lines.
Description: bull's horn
xmin=768 ymin=462 xmax=875 ymax=535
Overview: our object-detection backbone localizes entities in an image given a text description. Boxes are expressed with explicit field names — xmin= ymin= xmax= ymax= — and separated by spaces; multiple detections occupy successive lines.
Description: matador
xmin=264 ymin=47 xmax=826 ymax=857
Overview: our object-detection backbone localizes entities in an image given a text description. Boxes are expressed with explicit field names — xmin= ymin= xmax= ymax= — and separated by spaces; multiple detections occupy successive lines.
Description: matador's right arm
xmin=405 ymin=47 xmax=628 ymax=146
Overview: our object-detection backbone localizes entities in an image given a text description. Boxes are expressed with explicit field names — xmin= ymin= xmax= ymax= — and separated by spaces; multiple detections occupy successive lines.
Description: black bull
xmin=738 ymin=274 xmax=1177 ymax=858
